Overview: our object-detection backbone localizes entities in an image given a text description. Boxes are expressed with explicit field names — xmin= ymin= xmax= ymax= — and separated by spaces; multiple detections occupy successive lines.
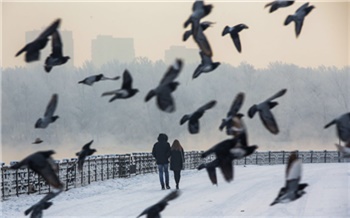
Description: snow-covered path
xmin=2 ymin=163 xmax=349 ymax=217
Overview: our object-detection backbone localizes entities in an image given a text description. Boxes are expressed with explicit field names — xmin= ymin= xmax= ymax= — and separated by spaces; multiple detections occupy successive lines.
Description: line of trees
xmin=2 ymin=59 xmax=349 ymax=162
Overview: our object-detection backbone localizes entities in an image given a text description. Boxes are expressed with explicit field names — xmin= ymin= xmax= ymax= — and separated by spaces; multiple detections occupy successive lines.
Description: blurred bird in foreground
xmin=271 ymin=151 xmax=308 ymax=206
xmin=145 ymin=59 xmax=183 ymax=113
xmin=137 ymin=190 xmax=180 ymax=218
xmin=15 ymin=19 xmax=61 ymax=62
xmin=10 ymin=150 xmax=63 ymax=189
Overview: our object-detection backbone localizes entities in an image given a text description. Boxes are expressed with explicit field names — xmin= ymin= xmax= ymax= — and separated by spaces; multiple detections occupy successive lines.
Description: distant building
xmin=91 ymin=35 xmax=135 ymax=67
xmin=164 ymin=46 xmax=199 ymax=65
xmin=25 ymin=30 xmax=74 ymax=67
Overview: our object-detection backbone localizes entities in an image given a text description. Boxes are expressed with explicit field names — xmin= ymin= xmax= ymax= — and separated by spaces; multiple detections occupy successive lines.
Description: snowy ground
xmin=2 ymin=163 xmax=349 ymax=217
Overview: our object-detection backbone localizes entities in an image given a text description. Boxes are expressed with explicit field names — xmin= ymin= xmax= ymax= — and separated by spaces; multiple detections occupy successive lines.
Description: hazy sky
xmin=2 ymin=0 xmax=349 ymax=69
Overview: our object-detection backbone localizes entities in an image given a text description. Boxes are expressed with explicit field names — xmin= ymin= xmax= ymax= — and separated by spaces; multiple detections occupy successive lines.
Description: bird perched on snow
xmin=184 ymin=1 xmax=213 ymax=57
xmin=219 ymin=92 xmax=245 ymax=135
xmin=284 ymin=2 xmax=315 ymax=37
xmin=180 ymin=100 xmax=216 ymax=134
xmin=101 ymin=69 xmax=139 ymax=102
xmin=145 ymin=59 xmax=183 ymax=113
xmin=44 ymin=30 xmax=70 ymax=73
xmin=25 ymin=190 xmax=62 ymax=218
xmin=32 ymin=138 xmax=43 ymax=144
xmin=183 ymin=21 xmax=214 ymax=41
xmin=192 ymin=51 xmax=220 ymax=79
xmin=265 ymin=0 xmax=294 ymax=13
xmin=222 ymin=24 xmax=249 ymax=53
xmin=270 ymin=151 xmax=308 ymax=206
xmin=247 ymin=89 xmax=287 ymax=134
xmin=78 ymin=74 xmax=120 ymax=86
xmin=137 ymin=190 xmax=180 ymax=218
xmin=10 ymin=150 xmax=63 ymax=189
xmin=35 ymin=94 xmax=59 ymax=129
xmin=15 ymin=19 xmax=61 ymax=62
xmin=76 ymin=140 xmax=96 ymax=171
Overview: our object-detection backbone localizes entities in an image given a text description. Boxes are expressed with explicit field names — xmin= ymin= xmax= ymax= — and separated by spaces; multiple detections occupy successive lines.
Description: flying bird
xmin=197 ymin=158 xmax=220 ymax=185
xmin=101 ymin=70 xmax=139 ymax=102
xmin=270 ymin=152 xmax=308 ymax=206
xmin=35 ymin=94 xmax=59 ymax=129
xmin=44 ymin=30 xmax=70 ymax=73
xmin=192 ymin=51 xmax=220 ymax=79
xmin=201 ymin=137 xmax=241 ymax=182
xmin=184 ymin=1 xmax=213 ymax=30
xmin=222 ymin=24 xmax=249 ymax=53
xmin=183 ymin=21 xmax=214 ymax=41
xmin=137 ymin=190 xmax=180 ymax=218
xmin=10 ymin=150 xmax=63 ymax=189
xmin=15 ymin=19 xmax=61 ymax=62
xmin=76 ymin=140 xmax=96 ymax=171
xmin=265 ymin=0 xmax=295 ymax=13
xmin=145 ymin=59 xmax=183 ymax=113
xmin=184 ymin=1 xmax=213 ymax=57
xmin=25 ymin=190 xmax=62 ymax=218
xmin=180 ymin=100 xmax=216 ymax=134
xmin=324 ymin=112 xmax=350 ymax=143
xmin=219 ymin=92 xmax=245 ymax=135
xmin=78 ymin=74 xmax=120 ymax=86
xmin=284 ymin=2 xmax=315 ymax=37
xmin=247 ymin=89 xmax=287 ymax=134
xmin=32 ymin=138 xmax=43 ymax=144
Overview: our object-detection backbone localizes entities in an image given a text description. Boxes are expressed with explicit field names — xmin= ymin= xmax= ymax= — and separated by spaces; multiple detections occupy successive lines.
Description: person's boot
xmin=166 ymin=184 xmax=171 ymax=189
xmin=161 ymin=185 xmax=165 ymax=190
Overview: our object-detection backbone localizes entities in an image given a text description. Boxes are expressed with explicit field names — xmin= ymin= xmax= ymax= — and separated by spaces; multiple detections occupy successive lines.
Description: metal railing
xmin=1 ymin=150 xmax=348 ymax=199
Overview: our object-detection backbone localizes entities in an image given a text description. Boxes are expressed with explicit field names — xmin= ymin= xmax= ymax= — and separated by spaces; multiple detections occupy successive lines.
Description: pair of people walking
xmin=152 ymin=133 xmax=185 ymax=190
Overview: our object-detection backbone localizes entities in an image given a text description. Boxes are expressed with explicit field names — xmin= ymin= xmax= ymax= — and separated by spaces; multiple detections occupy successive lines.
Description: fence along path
xmin=1 ymin=150 xmax=348 ymax=199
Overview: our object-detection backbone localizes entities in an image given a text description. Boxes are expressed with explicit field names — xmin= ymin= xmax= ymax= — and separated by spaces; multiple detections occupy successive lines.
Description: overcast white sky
xmin=2 ymin=0 xmax=349 ymax=68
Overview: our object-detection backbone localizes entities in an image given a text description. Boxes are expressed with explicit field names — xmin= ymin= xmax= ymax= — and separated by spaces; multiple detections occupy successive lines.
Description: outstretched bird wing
xmin=160 ymin=59 xmax=183 ymax=85
xmin=50 ymin=30 xmax=63 ymax=58
xmin=227 ymin=92 xmax=245 ymax=117
xmin=259 ymin=105 xmax=279 ymax=134
xmin=265 ymin=89 xmax=287 ymax=102
xmin=44 ymin=94 xmax=58 ymax=118
xmin=121 ymin=70 xmax=133 ymax=90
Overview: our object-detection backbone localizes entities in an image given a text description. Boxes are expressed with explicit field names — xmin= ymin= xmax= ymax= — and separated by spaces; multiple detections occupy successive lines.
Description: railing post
xmin=324 ymin=150 xmax=327 ymax=163
xmin=268 ymin=151 xmax=271 ymax=165
xmin=282 ymin=151 xmax=285 ymax=164
xmin=15 ymin=170 xmax=19 ymax=197
xmin=88 ymin=158 xmax=91 ymax=185
xmin=310 ymin=150 xmax=313 ymax=163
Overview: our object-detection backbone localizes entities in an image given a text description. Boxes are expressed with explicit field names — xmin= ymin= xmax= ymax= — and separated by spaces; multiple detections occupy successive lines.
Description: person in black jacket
xmin=170 ymin=139 xmax=185 ymax=190
xmin=152 ymin=133 xmax=171 ymax=190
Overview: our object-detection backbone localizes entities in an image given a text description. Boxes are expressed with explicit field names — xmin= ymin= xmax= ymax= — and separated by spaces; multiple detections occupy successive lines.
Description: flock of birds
xmin=7 ymin=0 xmax=350 ymax=217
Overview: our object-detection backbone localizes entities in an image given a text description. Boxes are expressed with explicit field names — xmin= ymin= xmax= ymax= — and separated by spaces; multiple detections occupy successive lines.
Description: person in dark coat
xmin=170 ymin=139 xmax=185 ymax=190
xmin=152 ymin=133 xmax=171 ymax=190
